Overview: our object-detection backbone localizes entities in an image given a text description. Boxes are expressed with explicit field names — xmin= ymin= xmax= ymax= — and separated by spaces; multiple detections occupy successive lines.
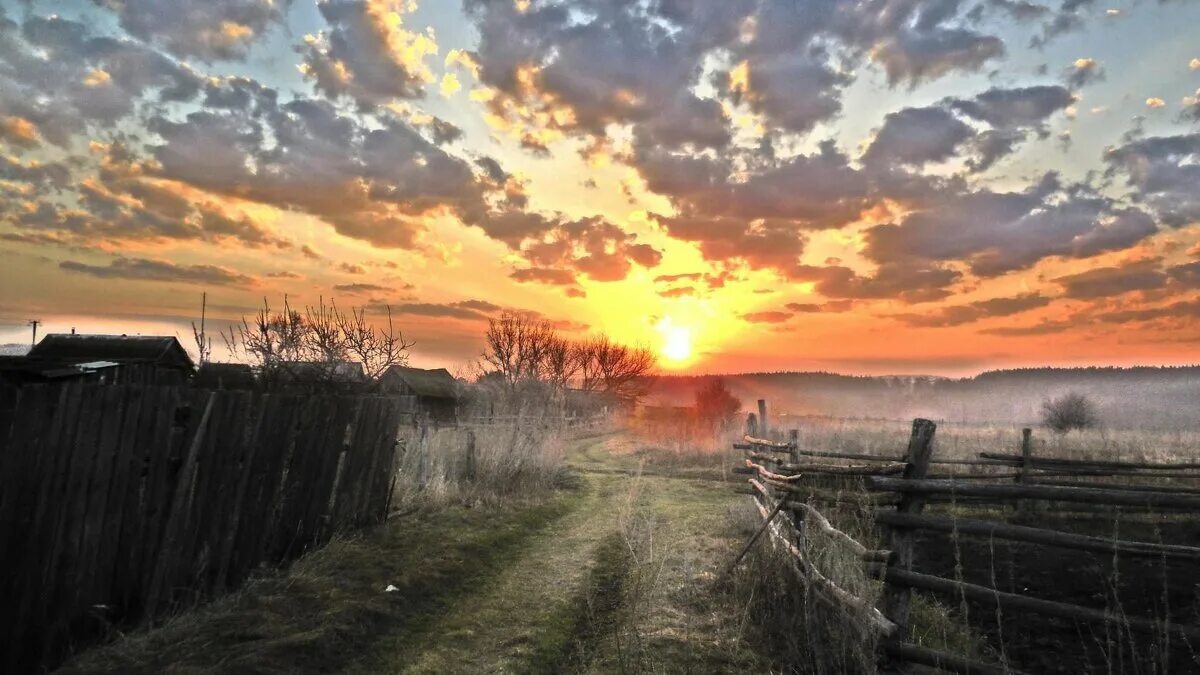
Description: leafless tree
xmin=584 ymin=334 xmax=655 ymax=402
xmin=480 ymin=312 xmax=655 ymax=403
xmin=482 ymin=312 xmax=557 ymax=388
xmin=223 ymin=296 xmax=413 ymax=387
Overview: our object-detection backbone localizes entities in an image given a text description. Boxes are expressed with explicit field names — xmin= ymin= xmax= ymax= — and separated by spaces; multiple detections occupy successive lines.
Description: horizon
xmin=2 ymin=0 xmax=1200 ymax=374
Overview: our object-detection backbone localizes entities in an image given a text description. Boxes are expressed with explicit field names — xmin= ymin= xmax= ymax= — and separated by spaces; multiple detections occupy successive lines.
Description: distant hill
xmin=646 ymin=366 xmax=1200 ymax=430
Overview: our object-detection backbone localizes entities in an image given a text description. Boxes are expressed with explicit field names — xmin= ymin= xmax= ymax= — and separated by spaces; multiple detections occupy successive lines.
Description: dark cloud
xmin=949 ymin=85 xmax=1075 ymax=128
xmin=149 ymin=94 xmax=491 ymax=249
xmin=741 ymin=311 xmax=792 ymax=324
xmin=299 ymin=0 xmax=436 ymax=106
xmin=863 ymin=175 xmax=1157 ymax=277
xmin=1105 ymin=133 xmax=1200 ymax=228
xmin=1052 ymin=259 xmax=1167 ymax=298
xmin=0 ymin=14 xmax=201 ymax=146
xmin=59 ymin=256 xmax=254 ymax=286
xmin=95 ymin=0 xmax=288 ymax=61
xmin=892 ymin=293 xmax=1051 ymax=326
xmin=334 ymin=282 xmax=391 ymax=294
xmin=863 ymin=106 xmax=974 ymax=168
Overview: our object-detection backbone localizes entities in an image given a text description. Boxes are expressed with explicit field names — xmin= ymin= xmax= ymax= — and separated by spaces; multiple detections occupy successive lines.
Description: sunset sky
xmin=1 ymin=0 xmax=1199 ymax=375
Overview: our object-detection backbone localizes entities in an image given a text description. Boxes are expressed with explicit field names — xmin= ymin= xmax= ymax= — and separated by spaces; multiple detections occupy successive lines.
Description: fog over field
xmin=648 ymin=366 xmax=1200 ymax=430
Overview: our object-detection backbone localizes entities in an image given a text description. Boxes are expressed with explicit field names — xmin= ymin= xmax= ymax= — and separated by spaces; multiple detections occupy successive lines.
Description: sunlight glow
xmin=657 ymin=318 xmax=693 ymax=363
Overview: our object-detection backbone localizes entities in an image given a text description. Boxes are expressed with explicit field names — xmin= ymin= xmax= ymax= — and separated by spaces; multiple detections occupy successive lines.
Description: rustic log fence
xmin=731 ymin=403 xmax=1200 ymax=673
xmin=0 ymin=384 xmax=413 ymax=673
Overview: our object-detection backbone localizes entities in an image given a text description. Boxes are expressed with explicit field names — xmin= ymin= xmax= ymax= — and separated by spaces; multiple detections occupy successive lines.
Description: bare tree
xmin=482 ymin=312 xmax=557 ymax=388
xmin=580 ymin=334 xmax=655 ymax=403
xmin=223 ymin=296 xmax=413 ymax=387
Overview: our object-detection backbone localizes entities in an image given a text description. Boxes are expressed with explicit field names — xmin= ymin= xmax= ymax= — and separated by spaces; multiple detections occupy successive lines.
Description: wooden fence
xmin=732 ymin=400 xmax=1200 ymax=674
xmin=0 ymin=384 xmax=413 ymax=672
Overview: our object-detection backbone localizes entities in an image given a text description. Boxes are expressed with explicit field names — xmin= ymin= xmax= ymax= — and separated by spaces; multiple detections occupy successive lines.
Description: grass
xmin=57 ymin=492 xmax=581 ymax=675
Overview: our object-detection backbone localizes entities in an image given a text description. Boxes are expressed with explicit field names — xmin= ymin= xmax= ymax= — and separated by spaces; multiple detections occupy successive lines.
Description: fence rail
xmin=0 ymin=384 xmax=411 ymax=673
xmin=732 ymin=398 xmax=1200 ymax=673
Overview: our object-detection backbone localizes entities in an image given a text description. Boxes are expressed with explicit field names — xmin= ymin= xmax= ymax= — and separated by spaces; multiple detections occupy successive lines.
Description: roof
xmin=0 ymin=355 xmax=122 ymax=380
xmin=382 ymin=366 xmax=459 ymax=399
xmin=29 ymin=334 xmax=194 ymax=370
xmin=195 ymin=362 xmax=257 ymax=388
xmin=277 ymin=361 xmax=367 ymax=382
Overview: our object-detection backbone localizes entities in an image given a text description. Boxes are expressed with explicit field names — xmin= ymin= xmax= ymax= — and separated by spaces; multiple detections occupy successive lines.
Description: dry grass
xmin=787 ymin=416 xmax=1200 ymax=465
xmin=390 ymin=418 xmax=571 ymax=508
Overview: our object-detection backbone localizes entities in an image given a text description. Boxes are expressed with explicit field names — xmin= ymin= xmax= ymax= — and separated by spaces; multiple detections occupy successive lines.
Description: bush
xmin=694 ymin=378 xmax=741 ymax=426
xmin=1041 ymin=392 xmax=1098 ymax=433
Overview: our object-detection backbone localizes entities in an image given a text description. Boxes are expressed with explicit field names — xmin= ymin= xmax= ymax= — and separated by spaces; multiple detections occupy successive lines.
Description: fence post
xmin=757 ymin=399 xmax=769 ymax=439
xmin=788 ymin=428 xmax=799 ymax=464
xmin=746 ymin=412 xmax=758 ymax=437
xmin=878 ymin=418 xmax=937 ymax=652
xmin=1017 ymin=427 xmax=1033 ymax=514
xmin=464 ymin=429 xmax=476 ymax=482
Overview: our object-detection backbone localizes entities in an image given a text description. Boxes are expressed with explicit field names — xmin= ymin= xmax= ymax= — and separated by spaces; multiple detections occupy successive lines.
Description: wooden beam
xmin=869 ymin=564 xmax=1200 ymax=641
xmin=865 ymin=477 xmax=1200 ymax=509
xmin=979 ymin=451 xmax=1200 ymax=472
xmin=881 ymin=642 xmax=1022 ymax=675
xmin=874 ymin=511 xmax=1200 ymax=561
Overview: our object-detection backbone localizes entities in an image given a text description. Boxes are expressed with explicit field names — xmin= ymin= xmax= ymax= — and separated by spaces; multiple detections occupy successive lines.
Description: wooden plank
xmin=74 ymin=386 xmax=126 ymax=617
xmin=145 ymin=392 xmax=215 ymax=614
xmin=865 ymin=477 xmax=1200 ymax=509
xmin=875 ymin=511 xmax=1200 ymax=561
xmin=869 ymin=564 xmax=1200 ymax=641
xmin=94 ymin=385 xmax=146 ymax=615
xmin=215 ymin=391 xmax=265 ymax=590
xmin=882 ymin=642 xmax=1021 ymax=675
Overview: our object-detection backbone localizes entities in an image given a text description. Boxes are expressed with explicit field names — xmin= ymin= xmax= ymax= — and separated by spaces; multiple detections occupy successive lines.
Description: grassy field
xmin=59 ymin=429 xmax=775 ymax=674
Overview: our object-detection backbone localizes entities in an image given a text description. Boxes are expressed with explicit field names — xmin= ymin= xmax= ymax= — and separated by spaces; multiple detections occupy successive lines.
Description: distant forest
xmin=646 ymin=366 xmax=1200 ymax=430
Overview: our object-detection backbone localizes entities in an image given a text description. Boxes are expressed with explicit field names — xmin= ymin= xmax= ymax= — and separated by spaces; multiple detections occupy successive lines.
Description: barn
xmin=23 ymin=334 xmax=194 ymax=385
xmin=379 ymin=366 xmax=460 ymax=424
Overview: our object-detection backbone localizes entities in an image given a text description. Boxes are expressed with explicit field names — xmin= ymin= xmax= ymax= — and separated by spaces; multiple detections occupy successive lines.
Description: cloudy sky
xmin=1 ymin=0 xmax=1199 ymax=375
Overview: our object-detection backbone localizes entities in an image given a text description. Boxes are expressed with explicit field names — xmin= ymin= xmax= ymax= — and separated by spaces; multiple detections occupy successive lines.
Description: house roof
xmin=0 ymin=355 xmax=122 ymax=380
xmin=383 ymin=366 xmax=459 ymax=399
xmin=277 ymin=361 xmax=367 ymax=382
xmin=195 ymin=362 xmax=256 ymax=388
xmin=29 ymin=334 xmax=194 ymax=370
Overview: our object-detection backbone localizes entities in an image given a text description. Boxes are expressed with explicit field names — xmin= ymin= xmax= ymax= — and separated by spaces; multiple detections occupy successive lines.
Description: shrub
xmin=694 ymin=378 xmax=741 ymax=426
xmin=1041 ymin=392 xmax=1098 ymax=433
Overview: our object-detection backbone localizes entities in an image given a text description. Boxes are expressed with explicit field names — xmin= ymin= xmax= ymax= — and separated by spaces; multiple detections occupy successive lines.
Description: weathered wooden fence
xmin=0 ymin=384 xmax=413 ymax=672
xmin=733 ymin=402 xmax=1200 ymax=674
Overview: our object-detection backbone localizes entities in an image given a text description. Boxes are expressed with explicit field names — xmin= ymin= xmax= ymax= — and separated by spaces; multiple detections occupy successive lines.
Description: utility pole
xmin=27 ymin=319 xmax=41 ymax=347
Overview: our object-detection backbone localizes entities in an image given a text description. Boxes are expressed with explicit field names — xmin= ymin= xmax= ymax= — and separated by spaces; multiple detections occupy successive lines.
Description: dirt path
xmin=60 ymin=432 xmax=766 ymax=674
xmin=351 ymin=432 xmax=765 ymax=673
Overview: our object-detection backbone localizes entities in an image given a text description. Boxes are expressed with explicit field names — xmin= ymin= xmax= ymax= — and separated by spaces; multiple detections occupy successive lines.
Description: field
xmin=46 ymin=400 xmax=1200 ymax=674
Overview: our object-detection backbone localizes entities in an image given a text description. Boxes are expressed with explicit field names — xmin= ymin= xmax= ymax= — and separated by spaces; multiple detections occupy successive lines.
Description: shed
xmin=379 ymin=366 xmax=459 ymax=423
xmin=194 ymin=362 xmax=257 ymax=390
xmin=270 ymin=361 xmax=368 ymax=392
xmin=27 ymin=334 xmax=194 ymax=385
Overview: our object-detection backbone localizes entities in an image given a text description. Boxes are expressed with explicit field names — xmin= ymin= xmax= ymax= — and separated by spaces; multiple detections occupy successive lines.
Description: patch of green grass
xmin=58 ymin=492 xmax=581 ymax=675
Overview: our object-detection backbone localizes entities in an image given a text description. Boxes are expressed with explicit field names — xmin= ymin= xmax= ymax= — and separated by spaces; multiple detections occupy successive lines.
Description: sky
xmin=1 ymin=0 xmax=1199 ymax=376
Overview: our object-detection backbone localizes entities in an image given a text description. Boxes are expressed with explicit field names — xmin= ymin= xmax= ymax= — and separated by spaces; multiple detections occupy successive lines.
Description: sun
xmin=657 ymin=318 xmax=693 ymax=364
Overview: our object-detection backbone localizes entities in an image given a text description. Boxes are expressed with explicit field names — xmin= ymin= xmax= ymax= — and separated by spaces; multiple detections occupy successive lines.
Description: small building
xmin=270 ymin=361 xmax=368 ymax=392
xmin=379 ymin=366 xmax=459 ymax=423
xmin=0 ymin=356 xmax=123 ymax=387
xmin=194 ymin=362 xmax=256 ymax=390
xmin=25 ymin=334 xmax=194 ymax=385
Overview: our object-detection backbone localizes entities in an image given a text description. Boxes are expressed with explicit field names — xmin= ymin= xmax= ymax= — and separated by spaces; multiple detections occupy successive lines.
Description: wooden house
xmin=379 ymin=366 xmax=459 ymax=423
xmin=24 ymin=334 xmax=194 ymax=385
